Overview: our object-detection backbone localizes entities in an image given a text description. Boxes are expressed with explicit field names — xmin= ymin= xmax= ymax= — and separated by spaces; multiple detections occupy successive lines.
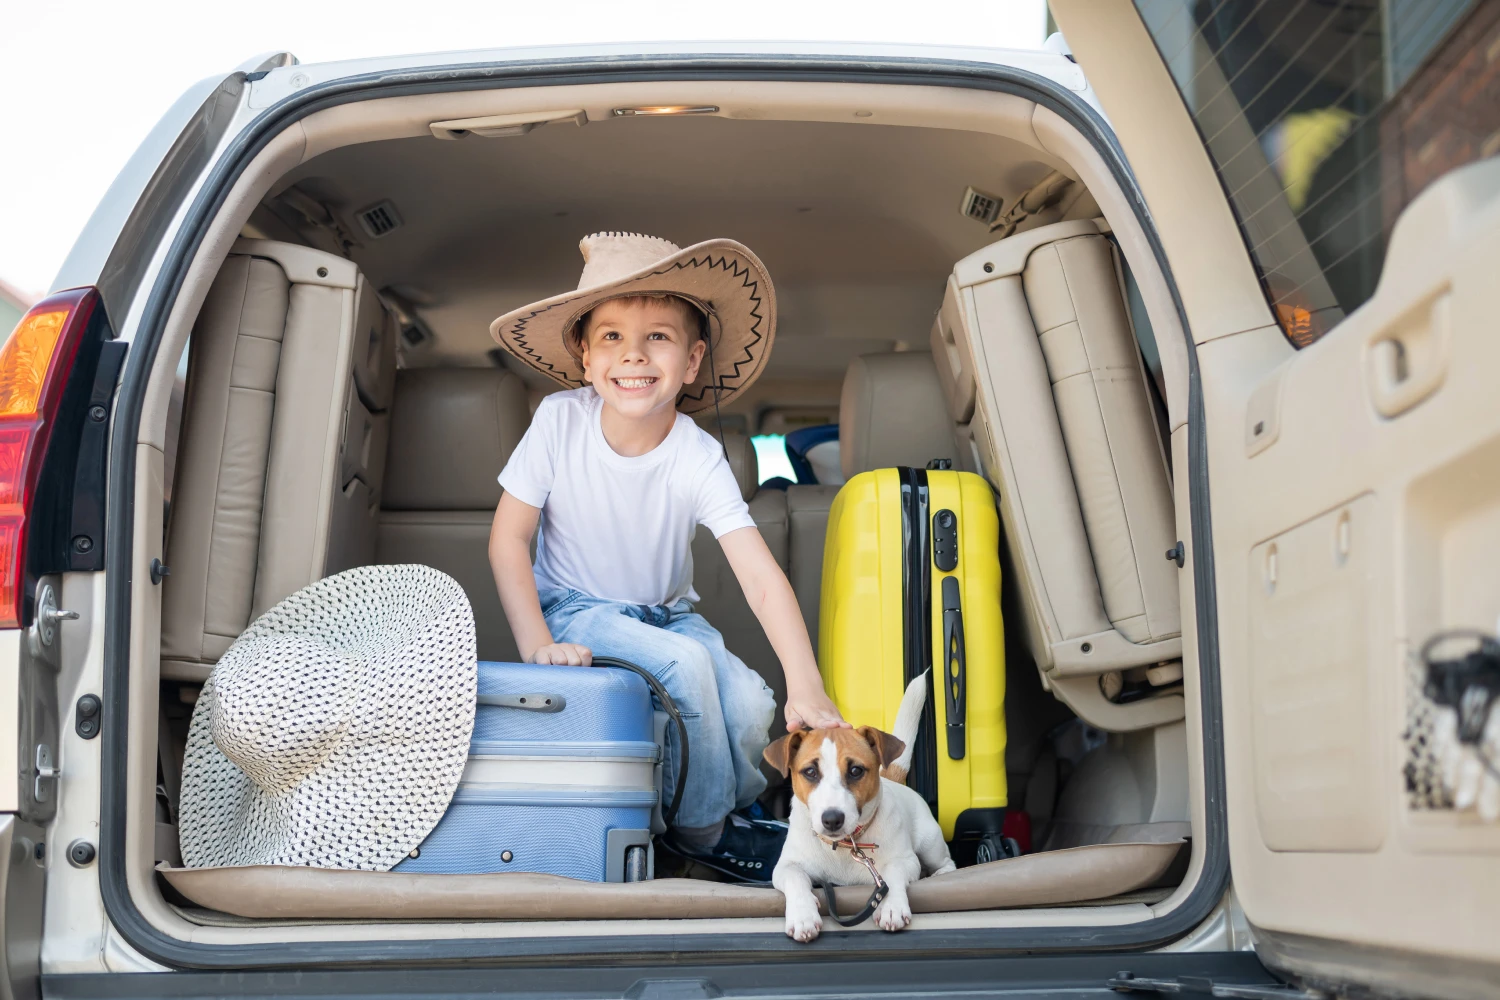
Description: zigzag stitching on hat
xmin=500 ymin=250 xmax=766 ymax=399
xmin=505 ymin=308 xmax=587 ymax=387
xmin=665 ymin=253 xmax=766 ymax=409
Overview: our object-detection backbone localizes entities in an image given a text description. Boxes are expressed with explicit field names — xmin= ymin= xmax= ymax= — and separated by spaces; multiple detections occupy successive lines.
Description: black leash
xmin=590 ymin=656 xmax=689 ymax=829
xmin=815 ymin=831 xmax=889 ymax=927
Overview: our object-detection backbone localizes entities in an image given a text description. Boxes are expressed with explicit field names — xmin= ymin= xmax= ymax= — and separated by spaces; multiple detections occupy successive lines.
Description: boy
xmin=488 ymin=233 xmax=846 ymax=878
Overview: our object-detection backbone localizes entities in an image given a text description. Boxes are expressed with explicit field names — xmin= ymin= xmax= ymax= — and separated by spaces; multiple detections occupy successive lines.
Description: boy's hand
xmin=529 ymin=643 xmax=593 ymax=666
xmin=784 ymin=684 xmax=850 ymax=732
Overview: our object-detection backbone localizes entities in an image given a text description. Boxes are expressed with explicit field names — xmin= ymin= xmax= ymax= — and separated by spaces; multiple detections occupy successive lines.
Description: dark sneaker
xmin=667 ymin=812 xmax=787 ymax=882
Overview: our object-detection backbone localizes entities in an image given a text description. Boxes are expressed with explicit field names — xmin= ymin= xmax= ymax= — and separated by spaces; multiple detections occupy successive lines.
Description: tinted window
xmin=1134 ymin=0 xmax=1499 ymax=345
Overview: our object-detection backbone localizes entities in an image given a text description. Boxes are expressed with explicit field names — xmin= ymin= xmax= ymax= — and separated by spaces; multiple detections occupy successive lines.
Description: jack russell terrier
xmin=764 ymin=672 xmax=955 ymax=942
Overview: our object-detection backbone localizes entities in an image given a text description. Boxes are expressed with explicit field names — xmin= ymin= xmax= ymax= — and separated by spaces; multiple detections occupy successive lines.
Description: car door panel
xmin=1059 ymin=0 xmax=1500 ymax=985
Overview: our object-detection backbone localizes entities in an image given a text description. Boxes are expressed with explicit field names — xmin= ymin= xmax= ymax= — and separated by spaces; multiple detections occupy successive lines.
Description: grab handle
xmin=1367 ymin=288 xmax=1449 ymax=418
xmin=477 ymin=692 xmax=566 ymax=713
xmin=941 ymin=576 xmax=966 ymax=759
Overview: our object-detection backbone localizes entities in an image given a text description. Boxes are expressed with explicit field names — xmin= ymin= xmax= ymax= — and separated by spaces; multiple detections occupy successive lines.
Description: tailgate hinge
xmin=1110 ymin=973 xmax=1325 ymax=1000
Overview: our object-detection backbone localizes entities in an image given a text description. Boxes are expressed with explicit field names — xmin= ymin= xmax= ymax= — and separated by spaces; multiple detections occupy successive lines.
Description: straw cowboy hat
xmin=177 ymin=564 xmax=477 ymax=871
xmin=490 ymin=232 xmax=777 ymax=415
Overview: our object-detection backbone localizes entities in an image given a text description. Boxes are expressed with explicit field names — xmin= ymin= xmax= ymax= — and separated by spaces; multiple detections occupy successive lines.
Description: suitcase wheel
xmin=975 ymin=834 xmax=1022 ymax=865
xmin=624 ymin=845 xmax=649 ymax=882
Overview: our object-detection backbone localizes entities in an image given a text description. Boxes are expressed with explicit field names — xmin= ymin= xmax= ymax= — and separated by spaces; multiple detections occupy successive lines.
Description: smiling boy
xmin=488 ymin=233 xmax=846 ymax=878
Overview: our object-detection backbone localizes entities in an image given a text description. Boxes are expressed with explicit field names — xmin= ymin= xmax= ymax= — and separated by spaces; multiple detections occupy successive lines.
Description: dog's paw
xmin=876 ymin=895 xmax=912 ymax=932
xmin=932 ymin=859 xmax=957 ymax=876
xmin=785 ymin=905 xmax=823 ymax=942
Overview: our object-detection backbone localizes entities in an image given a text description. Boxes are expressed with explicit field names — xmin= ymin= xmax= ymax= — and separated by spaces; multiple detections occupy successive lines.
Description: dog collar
xmin=817 ymin=822 xmax=879 ymax=853
xmin=813 ymin=821 xmax=890 ymax=928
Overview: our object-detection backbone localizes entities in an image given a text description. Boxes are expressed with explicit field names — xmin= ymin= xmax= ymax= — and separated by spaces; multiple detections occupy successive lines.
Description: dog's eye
xmin=800 ymin=766 xmax=819 ymax=782
xmin=847 ymin=764 xmax=866 ymax=780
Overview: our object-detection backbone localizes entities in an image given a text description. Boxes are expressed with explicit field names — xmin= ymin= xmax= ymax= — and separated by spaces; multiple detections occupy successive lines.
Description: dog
xmin=763 ymin=672 xmax=955 ymax=942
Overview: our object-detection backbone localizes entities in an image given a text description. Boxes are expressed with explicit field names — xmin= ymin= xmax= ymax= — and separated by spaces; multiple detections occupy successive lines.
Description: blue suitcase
xmin=395 ymin=661 xmax=666 ymax=881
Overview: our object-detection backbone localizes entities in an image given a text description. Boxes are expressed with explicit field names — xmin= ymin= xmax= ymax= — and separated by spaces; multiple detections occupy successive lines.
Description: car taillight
xmin=0 ymin=288 xmax=99 ymax=628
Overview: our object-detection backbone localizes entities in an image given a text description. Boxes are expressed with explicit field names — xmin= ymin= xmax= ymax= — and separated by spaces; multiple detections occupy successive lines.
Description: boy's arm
xmin=489 ymin=493 xmax=592 ymax=666
xmin=717 ymin=526 xmax=848 ymax=732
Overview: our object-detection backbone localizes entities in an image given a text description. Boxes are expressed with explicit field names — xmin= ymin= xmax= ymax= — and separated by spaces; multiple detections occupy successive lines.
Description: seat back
xmin=688 ymin=434 xmax=792 ymax=726
xmin=162 ymin=240 xmax=397 ymax=681
xmin=377 ymin=368 xmax=531 ymax=662
xmin=933 ymin=220 xmax=1180 ymax=677
xmin=786 ymin=351 xmax=960 ymax=645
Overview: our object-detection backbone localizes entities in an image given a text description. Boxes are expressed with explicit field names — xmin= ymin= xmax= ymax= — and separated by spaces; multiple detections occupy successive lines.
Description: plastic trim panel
xmin=44 ymin=953 xmax=1276 ymax=999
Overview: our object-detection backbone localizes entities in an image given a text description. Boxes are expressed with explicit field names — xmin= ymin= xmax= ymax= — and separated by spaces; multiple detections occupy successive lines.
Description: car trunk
xmin=115 ymin=71 xmax=1214 ymax=957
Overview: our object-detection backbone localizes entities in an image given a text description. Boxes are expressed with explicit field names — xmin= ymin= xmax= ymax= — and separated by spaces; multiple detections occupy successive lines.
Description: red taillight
xmin=0 ymin=288 xmax=98 ymax=628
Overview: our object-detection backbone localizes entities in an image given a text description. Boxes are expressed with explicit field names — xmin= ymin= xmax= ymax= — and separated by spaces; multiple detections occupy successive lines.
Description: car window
xmin=1133 ymin=0 xmax=1498 ymax=346
xmin=751 ymin=434 xmax=798 ymax=484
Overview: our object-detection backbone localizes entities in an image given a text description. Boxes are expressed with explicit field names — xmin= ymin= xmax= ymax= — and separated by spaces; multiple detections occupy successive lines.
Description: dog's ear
xmin=763 ymin=731 xmax=804 ymax=777
xmin=857 ymin=726 xmax=906 ymax=767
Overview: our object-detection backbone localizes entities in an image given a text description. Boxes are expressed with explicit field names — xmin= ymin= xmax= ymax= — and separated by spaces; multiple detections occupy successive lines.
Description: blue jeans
xmin=540 ymin=589 xmax=776 ymax=834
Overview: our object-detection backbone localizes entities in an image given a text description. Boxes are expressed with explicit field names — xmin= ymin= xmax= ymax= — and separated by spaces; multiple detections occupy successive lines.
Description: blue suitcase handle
xmin=592 ymin=657 xmax=689 ymax=830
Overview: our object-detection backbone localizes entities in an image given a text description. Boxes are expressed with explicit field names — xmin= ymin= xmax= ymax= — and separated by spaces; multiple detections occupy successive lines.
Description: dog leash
xmin=815 ymin=825 xmax=889 ymax=927
xmin=590 ymin=656 xmax=688 ymax=830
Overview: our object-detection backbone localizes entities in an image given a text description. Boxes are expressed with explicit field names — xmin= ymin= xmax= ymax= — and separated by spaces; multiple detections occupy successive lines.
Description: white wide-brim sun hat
xmin=177 ymin=564 xmax=477 ymax=871
xmin=490 ymin=232 xmax=776 ymax=415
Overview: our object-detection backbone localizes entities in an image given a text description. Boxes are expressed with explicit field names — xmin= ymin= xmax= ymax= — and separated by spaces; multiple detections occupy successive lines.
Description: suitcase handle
xmin=941 ymin=576 xmax=967 ymax=760
xmin=592 ymin=657 xmax=688 ymax=830
xmin=477 ymin=692 xmax=567 ymax=713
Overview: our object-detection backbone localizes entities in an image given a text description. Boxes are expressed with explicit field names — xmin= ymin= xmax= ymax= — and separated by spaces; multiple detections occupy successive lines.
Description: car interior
xmin=131 ymin=79 xmax=1206 ymax=939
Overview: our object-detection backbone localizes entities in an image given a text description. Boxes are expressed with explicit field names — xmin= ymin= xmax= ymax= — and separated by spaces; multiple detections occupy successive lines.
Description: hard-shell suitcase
xmin=818 ymin=465 xmax=1008 ymax=858
xmin=396 ymin=661 xmax=661 ymax=881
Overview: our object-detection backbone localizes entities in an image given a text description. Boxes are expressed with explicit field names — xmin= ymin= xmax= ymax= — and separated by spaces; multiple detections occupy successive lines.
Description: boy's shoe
xmin=667 ymin=812 xmax=787 ymax=883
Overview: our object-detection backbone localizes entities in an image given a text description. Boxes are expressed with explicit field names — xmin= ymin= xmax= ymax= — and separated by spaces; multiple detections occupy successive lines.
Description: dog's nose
xmin=820 ymin=809 xmax=845 ymax=832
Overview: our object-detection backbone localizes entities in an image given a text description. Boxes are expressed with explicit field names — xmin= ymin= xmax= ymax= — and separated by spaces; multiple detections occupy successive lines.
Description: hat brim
xmin=490 ymin=239 xmax=776 ymax=416
xmin=178 ymin=565 xmax=477 ymax=872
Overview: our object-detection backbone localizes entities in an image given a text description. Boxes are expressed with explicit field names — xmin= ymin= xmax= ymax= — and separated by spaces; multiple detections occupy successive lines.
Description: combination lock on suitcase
xmin=819 ymin=462 xmax=1010 ymax=862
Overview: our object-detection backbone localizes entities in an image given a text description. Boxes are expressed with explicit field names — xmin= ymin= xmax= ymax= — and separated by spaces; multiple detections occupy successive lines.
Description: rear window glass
xmin=751 ymin=434 xmax=797 ymax=485
xmin=1134 ymin=0 xmax=1499 ymax=346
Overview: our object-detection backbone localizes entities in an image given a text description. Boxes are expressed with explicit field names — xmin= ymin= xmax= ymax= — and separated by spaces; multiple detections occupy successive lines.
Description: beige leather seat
xmin=161 ymin=240 xmax=397 ymax=682
xmin=931 ymin=219 xmax=1180 ymax=681
xmin=785 ymin=351 xmax=962 ymax=644
xmin=376 ymin=368 xmax=531 ymax=662
xmin=689 ymin=434 xmax=791 ymax=726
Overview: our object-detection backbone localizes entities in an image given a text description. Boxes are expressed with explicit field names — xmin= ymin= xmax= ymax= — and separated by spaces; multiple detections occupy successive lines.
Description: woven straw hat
xmin=177 ymin=564 xmax=477 ymax=871
xmin=490 ymin=232 xmax=776 ymax=415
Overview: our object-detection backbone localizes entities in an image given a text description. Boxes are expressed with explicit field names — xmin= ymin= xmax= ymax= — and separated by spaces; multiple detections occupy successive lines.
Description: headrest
xmin=720 ymin=432 xmax=759 ymax=502
xmin=839 ymin=352 xmax=958 ymax=479
xmin=383 ymin=369 xmax=532 ymax=511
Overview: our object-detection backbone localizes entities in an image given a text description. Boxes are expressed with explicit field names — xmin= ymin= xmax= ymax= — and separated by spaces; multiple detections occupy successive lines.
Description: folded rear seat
xmin=161 ymin=240 xmax=397 ymax=682
xmin=689 ymin=433 xmax=790 ymax=724
xmin=930 ymin=220 xmax=1181 ymax=718
xmin=376 ymin=368 xmax=531 ymax=662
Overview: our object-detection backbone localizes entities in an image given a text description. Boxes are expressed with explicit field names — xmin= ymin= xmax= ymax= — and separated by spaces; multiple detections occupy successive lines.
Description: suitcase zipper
xmin=898 ymin=467 xmax=939 ymax=813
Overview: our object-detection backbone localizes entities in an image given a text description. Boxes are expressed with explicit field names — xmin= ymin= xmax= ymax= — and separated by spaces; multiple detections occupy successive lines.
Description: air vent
xmin=356 ymin=201 xmax=402 ymax=239
xmin=959 ymin=186 xmax=1003 ymax=226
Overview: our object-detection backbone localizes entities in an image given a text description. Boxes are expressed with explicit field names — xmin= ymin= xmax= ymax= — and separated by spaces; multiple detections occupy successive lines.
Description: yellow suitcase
xmin=818 ymin=465 xmax=1009 ymax=859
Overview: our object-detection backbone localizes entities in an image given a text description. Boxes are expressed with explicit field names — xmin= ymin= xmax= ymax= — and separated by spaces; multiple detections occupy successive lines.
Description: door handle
xmin=1367 ymin=289 xmax=1450 ymax=418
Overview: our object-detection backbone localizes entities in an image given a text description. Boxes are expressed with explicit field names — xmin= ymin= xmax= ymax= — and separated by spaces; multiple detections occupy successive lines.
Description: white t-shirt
xmin=498 ymin=387 xmax=756 ymax=606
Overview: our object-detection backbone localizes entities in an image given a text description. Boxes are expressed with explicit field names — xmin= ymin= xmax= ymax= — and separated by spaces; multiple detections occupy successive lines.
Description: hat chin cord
xmin=696 ymin=305 xmax=728 ymax=455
